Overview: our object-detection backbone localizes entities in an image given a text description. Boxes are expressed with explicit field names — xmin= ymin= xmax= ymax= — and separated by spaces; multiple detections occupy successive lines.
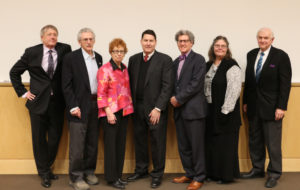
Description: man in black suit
xmin=9 ymin=25 xmax=71 ymax=188
xmin=170 ymin=30 xmax=207 ymax=190
xmin=127 ymin=29 xmax=173 ymax=188
xmin=242 ymin=28 xmax=292 ymax=188
xmin=62 ymin=28 xmax=102 ymax=190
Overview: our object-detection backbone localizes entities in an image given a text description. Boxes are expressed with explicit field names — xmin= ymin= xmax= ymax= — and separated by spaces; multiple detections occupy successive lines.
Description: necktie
xmin=48 ymin=50 xmax=54 ymax=79
xmin=255 ymin=52 xmax=265 ymax=82
xmin=144 ymin=54 xmax=148 ymax=62
xmin=177 ymin=54 xmax=186 ymax=79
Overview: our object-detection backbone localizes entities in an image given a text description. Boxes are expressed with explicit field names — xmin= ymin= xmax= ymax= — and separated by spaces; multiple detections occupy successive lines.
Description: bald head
xmin=256 ymin=27 xmax=274 ymax=51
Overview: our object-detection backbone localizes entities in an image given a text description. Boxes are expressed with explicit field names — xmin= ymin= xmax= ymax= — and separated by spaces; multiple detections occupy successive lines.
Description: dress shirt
xmin=143 ymin=50 xmax=155 ymax=61
xmin=177 ymin=50 xmax=191 ymax=78
xmin=254 ymin=46 xmax=271 ymax=74
xmin=81 ymin=48 xmax=98 ymax=95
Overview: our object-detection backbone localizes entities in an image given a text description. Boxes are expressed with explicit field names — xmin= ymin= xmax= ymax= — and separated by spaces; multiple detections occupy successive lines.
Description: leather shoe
xmin=110 ymin=180 xmax=125 ymax=189
xmin=151 ymin=177 xmax=162 ymax=188
xmin=187 ymin=181 xmax=203 ymax=190
xmin=241 ymin=169 xmax=265 ymax=179
xmin=172 ymin=176 xmax=192 ymax=183
xmin=118 ymin=178 xmax=128 ymax=185
xmin=49 ymin=172 xmax=59 ymax=180
xmin=127 ymin=172 xmax=148 ymax=182
xmin=265 ymin=177 xmax=277 ymax=188
xmin=41 ymin=176 xmax=51 ymax=188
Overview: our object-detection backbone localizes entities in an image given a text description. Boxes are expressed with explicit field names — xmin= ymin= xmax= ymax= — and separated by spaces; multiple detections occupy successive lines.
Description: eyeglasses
xmin=112 ymin=50 xmax=125 ymax=54
xmin=177 ymin=40 xmax=190 ymax=44
xmin=214 ymin=44 xmax=228 ymax=49
xmin=82 ymin=38 xmax=94 ymax=42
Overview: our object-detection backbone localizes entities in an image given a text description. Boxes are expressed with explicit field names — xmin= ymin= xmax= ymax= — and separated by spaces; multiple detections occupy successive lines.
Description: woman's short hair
xmin=109 ymin=38 xmax=128 ymax=54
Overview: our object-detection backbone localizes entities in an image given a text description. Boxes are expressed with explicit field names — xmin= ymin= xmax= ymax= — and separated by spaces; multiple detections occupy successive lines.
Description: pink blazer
xmin=97 ymin=61 xmax=134 ymax=117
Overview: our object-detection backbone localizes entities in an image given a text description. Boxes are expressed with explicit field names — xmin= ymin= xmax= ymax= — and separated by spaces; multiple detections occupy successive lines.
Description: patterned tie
xmin=256 ymin=52 xmax=265 ymax=82
xmin=144 ymin=54 xmax=148 ymax=62
xmin=177 ymin=54 xmax=186 ymax=79
xmin=48 ymin=50 xmax=54 ymax=79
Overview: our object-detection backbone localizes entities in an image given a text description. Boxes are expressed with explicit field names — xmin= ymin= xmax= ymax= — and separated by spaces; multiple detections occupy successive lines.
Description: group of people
xmin=9 ymin=25 xmax=292 ymax=190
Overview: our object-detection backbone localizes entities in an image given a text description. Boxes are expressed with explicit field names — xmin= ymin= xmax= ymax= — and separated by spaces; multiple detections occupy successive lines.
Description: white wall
xmin=1 ymin=0 xmax=299 ymax=82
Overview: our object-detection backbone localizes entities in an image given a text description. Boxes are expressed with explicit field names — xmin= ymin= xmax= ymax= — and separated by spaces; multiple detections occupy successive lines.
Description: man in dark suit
xmin=9 ymin=25 xmax=71 ymax=188
xmin=62 ymin=28 xmax=102 ymax=190
xmin=242 ymin=28 xmax=292 ymax=188
xmin=127 ymin=29 xmax=173 ymax=188
xmin=170 ymin=30 xmax=207 ymax=190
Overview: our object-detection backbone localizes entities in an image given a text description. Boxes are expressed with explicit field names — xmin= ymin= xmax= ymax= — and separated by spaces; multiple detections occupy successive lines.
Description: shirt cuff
xmin=22 ymin=92 xmax=28 ymax=98
xmin=155 ymin=107 xmax=161 ymax=112
xmin=70 ymin=107 xmax=79 ymax=113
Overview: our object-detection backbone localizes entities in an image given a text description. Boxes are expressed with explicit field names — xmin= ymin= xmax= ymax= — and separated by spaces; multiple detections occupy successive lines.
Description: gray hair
xmin=257 ymin=27 xmax=274 ymax=38
xmin=77 ymin=27 xmax=95 ymax=41
xmin=40 ymin=25 xmax=58 ymax=37
xmin=175 ymin=30 xmax=195 ymax=44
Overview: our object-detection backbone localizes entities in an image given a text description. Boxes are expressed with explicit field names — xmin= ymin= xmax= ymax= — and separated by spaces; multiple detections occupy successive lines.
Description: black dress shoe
xmin=241 ymin=169 xmax=265 ymax=179
xmin=41 ymin=177 xmax=51 ymax=188
xmin=265 ymin=177 xmax=277 ymax=188
xmin=118 ymin=178 xmax=128 ymax=185
xmin=151 ymin=177 xmax=162 ymax=188
xmin=110 ymin=180 xmax=125 ymax=189
xmin=127 ymin=173 xmax=148 ymax=182
xmin=49 ymin=172 xmax=59 ymax=180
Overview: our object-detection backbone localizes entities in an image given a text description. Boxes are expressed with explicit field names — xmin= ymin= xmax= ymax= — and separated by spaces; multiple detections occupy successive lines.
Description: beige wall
xmin=1 ymin=84 xmax=300 ymax=174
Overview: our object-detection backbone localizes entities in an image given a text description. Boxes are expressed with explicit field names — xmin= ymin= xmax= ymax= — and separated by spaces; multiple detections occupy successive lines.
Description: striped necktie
xmin=256 ymin=52 xmax=265 ymax=82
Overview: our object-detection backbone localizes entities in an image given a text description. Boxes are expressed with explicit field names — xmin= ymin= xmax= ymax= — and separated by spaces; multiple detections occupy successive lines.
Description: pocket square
xmin=269 ymin=64 xmax=276 ymax=68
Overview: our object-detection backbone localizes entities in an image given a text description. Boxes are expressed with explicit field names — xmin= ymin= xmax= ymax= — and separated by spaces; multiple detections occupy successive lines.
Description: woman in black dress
xmin=204 ymin=36 xmax=242 ymax=183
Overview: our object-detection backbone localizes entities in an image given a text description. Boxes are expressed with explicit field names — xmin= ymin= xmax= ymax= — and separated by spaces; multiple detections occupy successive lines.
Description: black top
xmin=136 ymin=56 xmax=151 ymax=100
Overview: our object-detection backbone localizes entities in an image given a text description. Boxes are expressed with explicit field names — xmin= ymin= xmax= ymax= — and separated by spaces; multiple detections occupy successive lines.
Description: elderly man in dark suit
xmin=170 ymin=30 xmax=207 ymax=190
xmin=10 ymin=25 xmax=71 ymax=188
xmin=242 ymin=28 xmax=292 ymax=188
xmin=62 ymin=28 xmax=102 ymax=190
xmin=127 ymin=29 xmax=173 ymax=188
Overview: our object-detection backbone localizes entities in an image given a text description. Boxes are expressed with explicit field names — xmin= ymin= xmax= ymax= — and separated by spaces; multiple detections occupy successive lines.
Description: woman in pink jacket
xmin=97 ymin=38 xmax=133 ymax=189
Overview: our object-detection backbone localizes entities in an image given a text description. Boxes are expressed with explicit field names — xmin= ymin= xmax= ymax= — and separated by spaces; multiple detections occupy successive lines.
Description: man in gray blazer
xmin=170 ymin=30 xmax=207 ymax=190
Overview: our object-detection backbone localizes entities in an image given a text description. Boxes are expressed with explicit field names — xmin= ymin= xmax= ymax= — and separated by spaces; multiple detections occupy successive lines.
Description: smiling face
xmin=141 ymin=34 xmax=156 ymax=55
xmin=177 ymin=34 xmax=193 ymax=54
xmin=78 ymin=32 xmax=95 ymax=54
xmin=41 ymin=28 xmax=58 ymax=49
xmin=213 ymin=39 xmax=228 ymax=60
xmin=111 ymin=46 xmax=125 ymax=65
xmin=257 ymin=28 xmax=274 ymax=52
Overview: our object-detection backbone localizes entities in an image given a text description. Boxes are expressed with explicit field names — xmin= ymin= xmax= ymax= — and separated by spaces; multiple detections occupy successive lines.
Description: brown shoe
xmin=172 ymin=176 xmax=192 ymax=183
xmin=187 ymin=181 xmax=203 ymax=190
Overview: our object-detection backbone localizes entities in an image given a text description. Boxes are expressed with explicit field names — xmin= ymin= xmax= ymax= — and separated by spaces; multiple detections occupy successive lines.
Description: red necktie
xmin=144 ymin=55 xmax=148 ymax=62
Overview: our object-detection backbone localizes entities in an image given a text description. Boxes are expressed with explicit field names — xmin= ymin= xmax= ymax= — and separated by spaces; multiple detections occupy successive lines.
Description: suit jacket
xmin=243 ymin=46 xmax=292 ymax=120
xmin=128 ymin=51 xmax=173 ymax=118
xmin=62 ymin=48 xmax=102 ymax=123
xmin=10 ymin=42 xmax=72 ymax=114
xmin=173 ymin=50 xmax=207 ymax=120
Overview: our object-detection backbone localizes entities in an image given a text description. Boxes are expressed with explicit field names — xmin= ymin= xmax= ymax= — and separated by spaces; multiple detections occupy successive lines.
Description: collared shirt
xmin=81 ymin=48 xmax=98 ymax=94
xmin=177 ymin=49 xmax=192 ymax=78
xmin=143 ymin=50 xmax=155 ymax=61
xmin=254 ymin=46 xmax=271 ymax=74
xmin=42 ymin=45 xmax=58 ymax=73
xmin=110 ymin=58 xmax=126 ymax=71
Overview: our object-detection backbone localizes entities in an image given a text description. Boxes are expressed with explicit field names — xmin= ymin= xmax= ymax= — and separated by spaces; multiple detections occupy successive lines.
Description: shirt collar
xmin=143 ymin=50 xmax=155 ymax=60
xmin=43 ymin=45 xmax=56 ymax=54
xmin=110 ymin=58 xmax=126 ymax=71
xmin=179 ymin=49 xmax=192 ymax=60
xmin=259 ymin=45 xmax=271 ymax=56
xmin=81 ymin=48 xmax=95 ymax=60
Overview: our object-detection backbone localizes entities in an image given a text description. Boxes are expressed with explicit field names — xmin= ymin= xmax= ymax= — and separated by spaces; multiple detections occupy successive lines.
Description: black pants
xmin=248 ymin=114 xmax=282 ymax=179
xmin=174 ymin=115 xmax=206 ymax=182
xmin=69 ymin=100 xmax=100 ymax=182
xmin=101 ymin=110 xmax=128 ymax=183
xmin=132 ymin=101 xmax=167 ymax=178
xmin=29 ymin=98 xmax=64 ymax=177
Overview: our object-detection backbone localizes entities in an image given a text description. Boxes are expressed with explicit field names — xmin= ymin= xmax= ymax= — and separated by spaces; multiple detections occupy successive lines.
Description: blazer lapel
xmin=259 ymin=46 xmax=274 ymax=79
xmin=77 ymin=49 xmax=91 ymax=92
xmin=178 ymin=50 xmax=194 ymax=82
xmin=133 ymin=53 xmax=143 ymax=93
xmin=144 ymin=51 xmax=157 ymax=87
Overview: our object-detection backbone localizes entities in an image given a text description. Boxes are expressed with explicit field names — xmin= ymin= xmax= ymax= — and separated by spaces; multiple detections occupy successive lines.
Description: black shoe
xmin=241 ymin=169 xmax=265 ymax=179
xmin=265 ymin=177 xmax=277 ymax=188
xmin=49 ymin=172 xmax=59 ymax=180
xmin=151 ymin=177 xmax=162 ymax=188
xmin=118 ymin=178 xmax=128 ymax=185
xmin=110 ymin=180 xmax=125 ymax=189
xmin=41 ymin=176 xmax=51 ymax=188
xmin=127 ymin=173 xmax=148 ymax=182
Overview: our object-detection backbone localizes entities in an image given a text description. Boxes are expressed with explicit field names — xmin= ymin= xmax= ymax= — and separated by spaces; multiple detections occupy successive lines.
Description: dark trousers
xmin=69 ymin=100 xmax=100 ymax=182
xmin=132 ymin=101 xmax=167 ymax=178
xmin=101 ymin=110 xmax=128 ymax=183
xmin=248 ymin=114 xmax=282 ymax=179
xmin=174 ymin=115 xmax=206 ymax=182
xmin=29 ymin=98 xmax=64 ymax=177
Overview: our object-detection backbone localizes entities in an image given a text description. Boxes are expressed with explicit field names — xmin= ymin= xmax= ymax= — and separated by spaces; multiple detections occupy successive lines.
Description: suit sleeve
xmin=155 ymin=56 xmax=174 ymax=111
xmin=277 ymin=52 xmax=292 ymax=110
xmin=61 ymin=54 xmax=79 ymax=110
xmin=175 ymin=55 xmax=206 ymax=105
xmin=9 ymin=49 xmax=30 ymax=97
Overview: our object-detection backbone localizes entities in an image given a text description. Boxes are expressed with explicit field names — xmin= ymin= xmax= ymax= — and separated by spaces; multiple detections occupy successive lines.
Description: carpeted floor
xmin=1 ymin=173 xmax=300 ymax=190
